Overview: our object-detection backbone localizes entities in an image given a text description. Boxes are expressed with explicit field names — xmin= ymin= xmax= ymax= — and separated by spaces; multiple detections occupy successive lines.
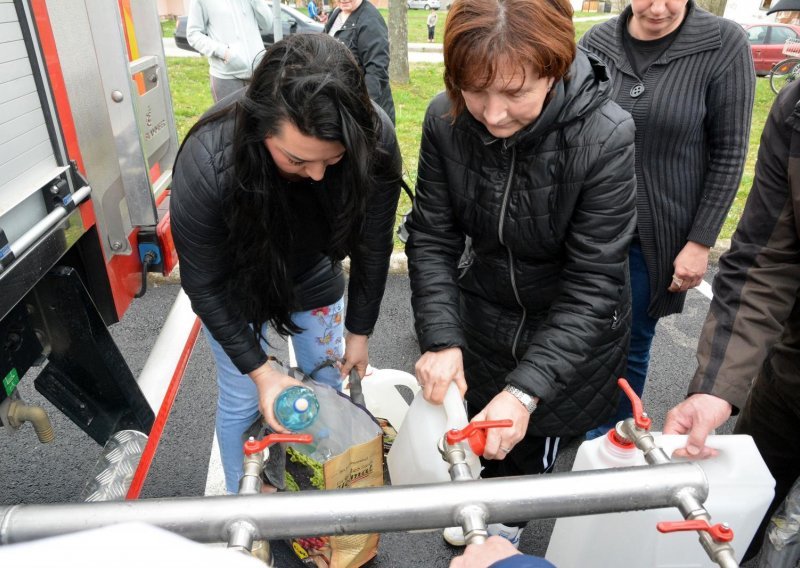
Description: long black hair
xmin=180 ymin=34 xmax=379 ymax=338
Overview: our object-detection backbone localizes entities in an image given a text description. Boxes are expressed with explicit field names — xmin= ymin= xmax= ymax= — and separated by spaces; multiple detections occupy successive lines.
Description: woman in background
xmin=580 ymin=0 xmax=755 ymax=439
xmin=324 ymin=0 xmax=395 ymax=123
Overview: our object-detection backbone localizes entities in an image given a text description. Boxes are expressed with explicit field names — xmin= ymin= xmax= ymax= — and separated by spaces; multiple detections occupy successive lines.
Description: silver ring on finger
xmin=500 ymin=447 xmax=511 ymax=453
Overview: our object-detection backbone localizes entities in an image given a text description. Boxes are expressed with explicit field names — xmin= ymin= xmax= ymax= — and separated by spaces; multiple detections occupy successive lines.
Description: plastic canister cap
xmin=294 ymin=397 xmax=310 ymax=413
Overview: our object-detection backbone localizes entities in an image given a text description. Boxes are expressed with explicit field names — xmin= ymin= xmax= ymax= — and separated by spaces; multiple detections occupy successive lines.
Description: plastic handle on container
xmin=656 ymin=520 xmax=734 ymax=543
xmin=243 ymin=433 xmax=313 ymax=456
xmin=445 ymin=420 xmax=514 ymax=456
xmin=617 ymin=377 xmax=652 ymax=430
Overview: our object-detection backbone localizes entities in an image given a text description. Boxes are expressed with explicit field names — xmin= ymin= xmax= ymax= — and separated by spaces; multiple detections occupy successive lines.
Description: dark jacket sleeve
xmin=322 ymin=8 xmax=338 ymax=33
xmin=690 ymin=83 xmax=800 ymax=410
xmin=687 ymin=22 xmax=755 ymax=247
xmin=356 ymin=9 xmax=391 ymax=108
xmin=406 ymin=102 xmax=469 ymax=353
xmin=505 ymin=114 xmax=637 ymax=402
xmin=170 ymin=133 xmax=267 ymax=375
xmin=343 ymin=109 xmax=402 ymax=335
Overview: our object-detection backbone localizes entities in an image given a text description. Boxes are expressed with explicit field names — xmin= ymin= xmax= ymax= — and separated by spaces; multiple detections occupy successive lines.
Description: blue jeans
xmin=586 ymin=242 xmax=658 ymax=440
xmin=206 ymin=297 xmax=345 ymax=493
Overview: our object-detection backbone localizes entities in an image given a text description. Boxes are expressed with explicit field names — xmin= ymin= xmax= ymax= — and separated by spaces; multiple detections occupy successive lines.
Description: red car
xmin=743 ymin=22 xmax=800 ymax=75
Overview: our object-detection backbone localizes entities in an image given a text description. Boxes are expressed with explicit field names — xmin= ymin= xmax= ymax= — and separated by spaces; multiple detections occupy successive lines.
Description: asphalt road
xmin=2 ymin=265 xmax=760 ymax=567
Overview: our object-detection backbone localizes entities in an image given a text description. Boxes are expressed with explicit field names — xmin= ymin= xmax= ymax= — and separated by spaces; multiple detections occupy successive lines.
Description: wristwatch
xmin=503 ymin=384 xmax=538 ymax=414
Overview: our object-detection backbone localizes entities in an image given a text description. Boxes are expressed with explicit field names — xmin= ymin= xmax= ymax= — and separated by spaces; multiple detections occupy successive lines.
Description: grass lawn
xmin=379 ymin=8 xmax=444 ymax=44
xmin=377 ymin=8 xmax=612 ymax=44
xmin=161 ymin=18 xmax=176 ymax=39
xmin=166 ymin=30 xmax=771 ymax=248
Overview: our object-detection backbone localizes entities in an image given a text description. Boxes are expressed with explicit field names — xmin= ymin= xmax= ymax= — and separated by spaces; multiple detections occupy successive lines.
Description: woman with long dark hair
xmin=170 ymin=34 xmax=402 ymax=494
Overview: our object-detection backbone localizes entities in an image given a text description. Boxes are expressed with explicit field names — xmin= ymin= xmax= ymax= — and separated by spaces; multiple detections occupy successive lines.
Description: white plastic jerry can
xmin=358 ymin=367 xmax=420 ymax=432
xmin=545 ymin=431 xmax=775 ymax=567
xmin=387 ymin=382 xmax=482 ymax=485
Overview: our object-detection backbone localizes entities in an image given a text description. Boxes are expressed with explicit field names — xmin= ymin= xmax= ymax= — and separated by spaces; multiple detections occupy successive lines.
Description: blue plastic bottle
xmin=274 ymin=386 xmax=320 ymax=431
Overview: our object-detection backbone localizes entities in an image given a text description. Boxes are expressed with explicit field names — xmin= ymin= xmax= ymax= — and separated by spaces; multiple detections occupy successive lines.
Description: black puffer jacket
xmin=170 ymin=98 xmax=401 ymax=375
xmin=324 ymin=2 xmax=395 ymax=123
xmin=406 ymin=50 xmax=637 ymax=435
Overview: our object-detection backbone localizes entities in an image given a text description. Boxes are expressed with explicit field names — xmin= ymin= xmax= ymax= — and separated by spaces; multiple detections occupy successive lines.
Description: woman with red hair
xmin=405 ymin=0 xmax=637 ymax=547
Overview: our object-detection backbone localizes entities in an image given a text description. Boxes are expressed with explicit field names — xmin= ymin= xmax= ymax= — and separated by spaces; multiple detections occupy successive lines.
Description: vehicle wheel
xmin=769 ymin=58 xmax=800 ymax=95
xmin=424 ymin=3 xmax=431 ymax=8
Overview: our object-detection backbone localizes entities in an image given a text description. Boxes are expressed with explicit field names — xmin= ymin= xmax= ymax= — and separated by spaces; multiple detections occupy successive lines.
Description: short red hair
xmin=443 ymin=0 xmax=576 ymax=117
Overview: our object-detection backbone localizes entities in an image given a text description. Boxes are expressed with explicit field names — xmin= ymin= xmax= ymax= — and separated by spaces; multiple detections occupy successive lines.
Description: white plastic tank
xmin=358 ymin=367 xmax=420 ymax=431
xmin=386 ymin=382 xmax=482 ymax=485
xmin=545 ymin=432 xmax=775 ymax=567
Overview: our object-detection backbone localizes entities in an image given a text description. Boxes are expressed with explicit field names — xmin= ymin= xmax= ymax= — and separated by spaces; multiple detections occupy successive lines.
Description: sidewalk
xmin=162 ymin=14 xmax=615 ymax=62
xmin=163 ymin=37 xmax=445 ymax=63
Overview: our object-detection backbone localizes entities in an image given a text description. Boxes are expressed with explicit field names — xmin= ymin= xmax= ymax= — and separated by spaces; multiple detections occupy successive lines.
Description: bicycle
xmin=769 ymin=38 xmax=800 ymax=94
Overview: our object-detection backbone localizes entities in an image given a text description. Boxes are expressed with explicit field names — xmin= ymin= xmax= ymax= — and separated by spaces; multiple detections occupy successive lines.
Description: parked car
xmin=174 ymin=5 xmax=324 ymax=53
xmin=742 ymin=22 xmax=800 ymax=75
xmin=407 ymin=0 xmax=441 ymax=9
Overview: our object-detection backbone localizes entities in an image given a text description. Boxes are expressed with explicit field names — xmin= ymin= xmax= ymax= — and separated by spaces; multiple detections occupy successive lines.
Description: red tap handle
xmin=445 ymin=420 xmax=513 ymax=456
xmin=617 ymin=378 xmax=652 ymax=430
xmin=656 ymin=520 xmax=734 ymax=543
xmin=243 ymin=433 xmax=313 ymax=456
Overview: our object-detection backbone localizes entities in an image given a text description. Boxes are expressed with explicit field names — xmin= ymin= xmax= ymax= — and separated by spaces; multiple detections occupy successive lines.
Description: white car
xmin=407 ymin=0 xmax=440 ymax=9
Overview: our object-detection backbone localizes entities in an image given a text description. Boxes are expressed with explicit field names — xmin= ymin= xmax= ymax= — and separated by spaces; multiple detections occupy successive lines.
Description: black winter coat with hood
xmin=406 ymin=50 xmax=637 ymax=436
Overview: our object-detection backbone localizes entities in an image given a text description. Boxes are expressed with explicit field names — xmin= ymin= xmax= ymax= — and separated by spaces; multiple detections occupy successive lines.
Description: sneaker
xmin=442 ymin=523 xmax=524 ymax=547
xmin=491 ymin=523 xmax=523 ymax=547
xmin=442 ymin=526 xmax=466 ymax=546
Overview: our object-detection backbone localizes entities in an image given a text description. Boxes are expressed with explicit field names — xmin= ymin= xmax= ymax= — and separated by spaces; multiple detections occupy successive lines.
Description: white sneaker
xmin=442 ymin=523 xmax=524 ymax=547
xmin=442 ymin=526 xmax=467 ymax=546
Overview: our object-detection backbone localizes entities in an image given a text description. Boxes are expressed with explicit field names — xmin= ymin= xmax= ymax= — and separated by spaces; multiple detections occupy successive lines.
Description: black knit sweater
xmin=580 ymin=1 xmax=755 ymax=318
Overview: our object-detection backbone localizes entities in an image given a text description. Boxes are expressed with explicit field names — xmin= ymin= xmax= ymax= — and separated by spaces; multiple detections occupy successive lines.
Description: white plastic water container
xmin=545 ymin=432 xmax=775 ymax=567
xmin=358 ymin=367 xmax=420 ymax=431
xmin=386 ymin=382 xmax=482 ymax=485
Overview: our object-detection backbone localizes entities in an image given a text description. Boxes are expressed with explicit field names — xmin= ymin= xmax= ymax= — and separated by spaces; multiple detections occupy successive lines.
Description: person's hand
xmin=669 ymin=241 xmax=710 ymax=292
xmin=249 ymin=363 xmax=304 ymax=432
xmin=341 ymin=332 xmax=369 ymax=379
xmin=449 ymin=536 xmax=522 ymax=567
xmin=471 ymin=390 xmax=531 ymax=460
xmin=663 ymin=393 xmax=733 ymax=459
xmin=318 ymin=12 xmax=328 ymax=22
xmin=415 ymin=347 xmax=467 ymax=404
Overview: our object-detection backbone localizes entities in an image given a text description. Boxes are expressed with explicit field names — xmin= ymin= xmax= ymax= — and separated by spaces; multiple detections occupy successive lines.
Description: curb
xmin=150 ymin=242 xmax=731 ymax=286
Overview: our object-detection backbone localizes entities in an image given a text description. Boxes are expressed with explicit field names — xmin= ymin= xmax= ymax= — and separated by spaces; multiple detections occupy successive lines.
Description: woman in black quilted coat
xmin=405 ymin=0 xmax=636 ymax=542
xmin=170 ymin=35 xmax=401 ymax=494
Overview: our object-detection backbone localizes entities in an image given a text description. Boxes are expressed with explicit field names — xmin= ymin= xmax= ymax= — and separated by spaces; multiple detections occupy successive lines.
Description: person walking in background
xmin=187 ymin=0 xmax=273 ymax=102
xmin=170 ymin=34 xmax=402 ymax=494
xmin=663 ymin=81 xmax=800 ymax=563
xmin=324 ymin=0 xmax=395 ymax=123
xmin=406 ymin=0 xmax=636 ymax=547
xmin=579 ymin=0 xmax=755 ymax=439
xmin=308 ymin=0 xmax=328 ymax=22
xmin=427 ymin=9 xmax=438 ymax=43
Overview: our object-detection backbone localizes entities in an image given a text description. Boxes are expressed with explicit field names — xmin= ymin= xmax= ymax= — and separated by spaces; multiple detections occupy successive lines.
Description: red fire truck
xmin=0 ymin=0 xmax=199 ymax=496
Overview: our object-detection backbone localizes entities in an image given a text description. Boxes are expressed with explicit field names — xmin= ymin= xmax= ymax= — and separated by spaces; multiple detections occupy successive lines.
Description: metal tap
xmin=614 ymin=378 xmax=739 ymax=568
xmin=439 ymin=419 xmax=513 ymax=546
xmin=231 ymin=432 xmax=313 ymax=565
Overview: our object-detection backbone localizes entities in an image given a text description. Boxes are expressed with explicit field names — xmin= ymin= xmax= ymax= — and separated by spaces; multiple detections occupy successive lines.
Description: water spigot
xmin=243 ymin=433 xmax=312 ymax=456
xmin=657 ymin=520 xmax=734 ymax=543
xmin=445 ymin=420 xmax=513 ymax=457
xmin=617 ymin=378 xmax=652 ymax=431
